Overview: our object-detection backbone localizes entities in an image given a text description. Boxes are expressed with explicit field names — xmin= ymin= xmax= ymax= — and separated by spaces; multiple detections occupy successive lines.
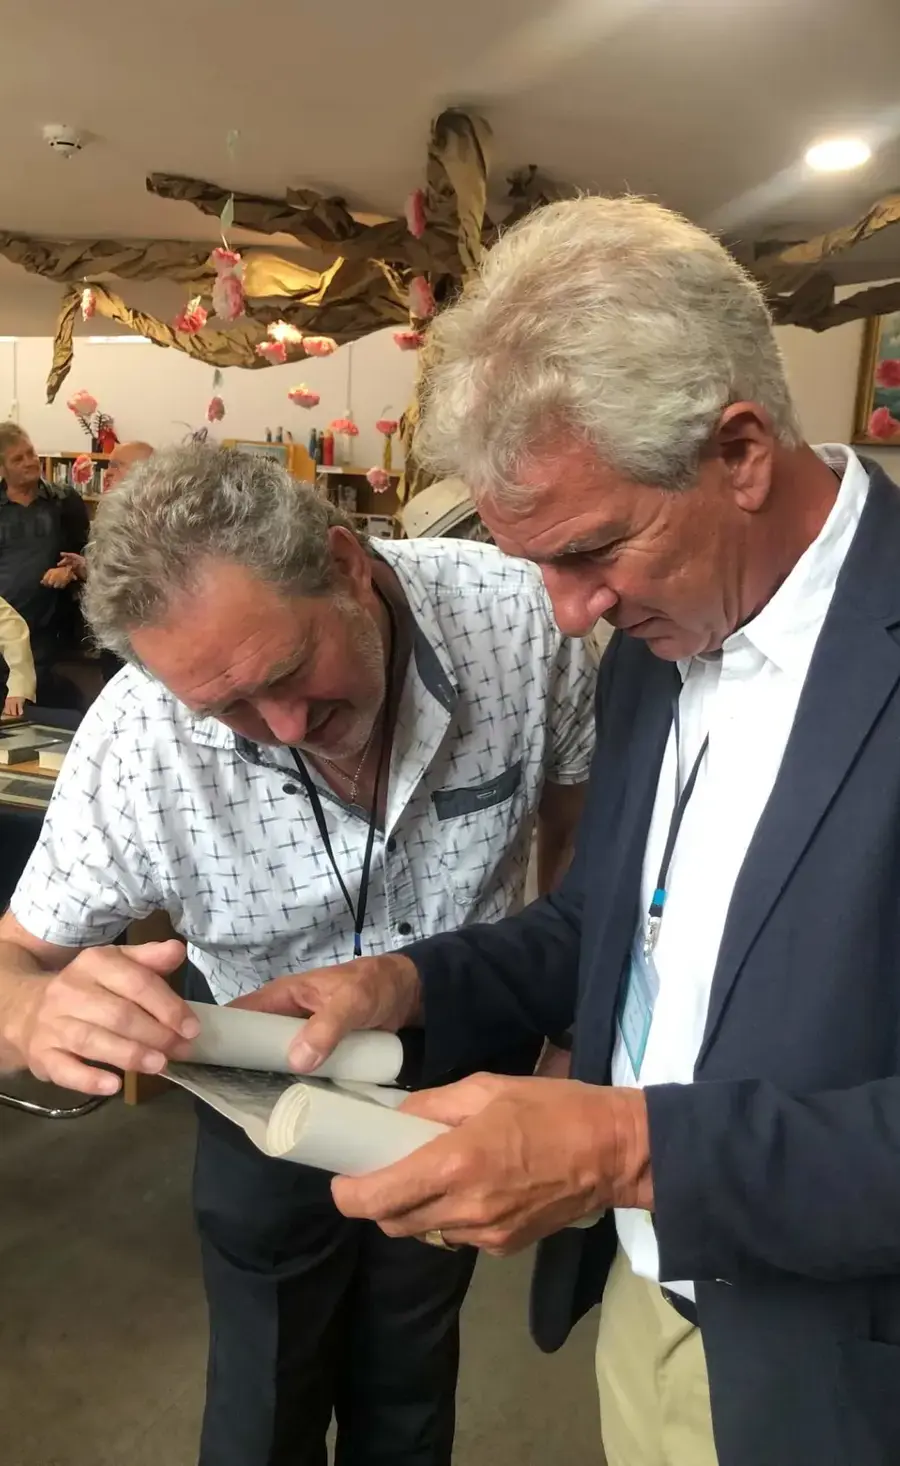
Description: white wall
xmin=0 ymin=316 xmax=891 ymax=481
xmin=776 ymin=313 xmax=900 ymax=476
xmin=0 ymin=327 xmax=418 ymax=470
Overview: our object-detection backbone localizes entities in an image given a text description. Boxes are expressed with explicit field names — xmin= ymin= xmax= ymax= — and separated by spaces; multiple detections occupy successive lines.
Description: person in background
xmin=0 ymin=423 xmax=89 ymax=708
xmin=58 ymin=440 xmax=155 ymax=683
xmin=0 ymin=444 xmax=595 ymax=1466
xmin=0 ymin=595 xmax=36 ymax=717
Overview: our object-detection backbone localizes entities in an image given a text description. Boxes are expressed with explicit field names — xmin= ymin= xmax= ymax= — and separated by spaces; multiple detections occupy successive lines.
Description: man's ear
xmin=327 ymin=525 xmax=371 ymax=596
xmin=714 ymin=402 xmax=776 ymax=513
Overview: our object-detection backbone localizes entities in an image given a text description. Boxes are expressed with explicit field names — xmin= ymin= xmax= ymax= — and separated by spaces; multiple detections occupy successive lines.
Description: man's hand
xmin=231 ymin=953 xmax=422 ymax=1073
xmin=3 ymin=694 xmax=25 ymax=718
xmin=332 ymin=1075 xmax=652 ymax=1254
xmin=41 ymin=564 xmax=76 ymax=590
xmin=58 ymin=551 xmax=88 ymax=581
xmin=1 ymin=940 xmax=199 ymax=1095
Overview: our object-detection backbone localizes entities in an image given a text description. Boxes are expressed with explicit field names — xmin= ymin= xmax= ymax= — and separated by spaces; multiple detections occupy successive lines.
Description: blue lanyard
xmin=644 ymin=698 xmax=709 ymax=957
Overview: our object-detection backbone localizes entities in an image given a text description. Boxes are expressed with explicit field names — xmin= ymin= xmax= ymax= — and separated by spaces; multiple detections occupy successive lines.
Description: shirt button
xmin=397 ymin=921 xmax=413 ymax=937
xmin=282 ymin=782 xmax=297 ymax=795
xmin=387 ymin=837 xmax=397 ymax=854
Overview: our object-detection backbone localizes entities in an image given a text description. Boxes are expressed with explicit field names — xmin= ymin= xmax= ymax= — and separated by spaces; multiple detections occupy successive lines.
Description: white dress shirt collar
xmin=681 ymin=445 xmax=871 ymax=681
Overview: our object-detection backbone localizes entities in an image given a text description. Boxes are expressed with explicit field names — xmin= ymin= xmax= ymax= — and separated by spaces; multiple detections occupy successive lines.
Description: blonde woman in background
xmin=0 ymin=595 xmax=36 ymax=717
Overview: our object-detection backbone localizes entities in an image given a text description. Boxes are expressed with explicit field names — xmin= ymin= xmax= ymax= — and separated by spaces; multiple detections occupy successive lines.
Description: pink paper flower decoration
xmin=875 ymin=358 xmax=900 ymax=389
xmin=393 ymin=328 xmax=425 ymax=351
xmin=255 ymin=340 xmax=287 ymax=364
xmin=207 ymin=395 xmax=226 ymax=422
xmin=409 ymin=275 xmax=436 ymax=319
xmin=71 ymin=454 xmax=94 ymax=487
xmin=174 ymin=296 xmax=208 ymax=334
xmin=329 ymin=417 xmax=359 ymax=437
xmin=288 ymin=385 xmax=320 ymax=408
xmin=268 ymin=320 xmax=305 ymax=346
xmin=303 ymin=335 xmax=338 ymax=357
xmin=212 ymin=271 xmax=245 ymax=322
xmin=212 ymin=247 xmax=242 ymax=271
xmin=80 ymin=287 xmax=96 ymax=321
xmin=67 ymin=389 xmax=98 ymax=418
xmin=405 ymin=188 xmax=426 ymax=239
xmin=376 ymin=418 xmax=399 ymax=436
xmin=366 ymin=466 xmax=392 ymax=492
xmin=868 ymin=405 xmax=900 ymax=439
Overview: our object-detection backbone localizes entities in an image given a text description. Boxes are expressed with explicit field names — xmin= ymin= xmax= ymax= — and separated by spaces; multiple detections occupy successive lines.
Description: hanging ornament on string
xmin=366 ymin=466 xmax=392 ymax=492
xmin=375 ymin=412 xmax=399 ymax=471
xmin=211 ymin=247 xmax=245 ymax=322
xmin=288 ymin=384 xmax=320 ymax=409
xmin=303 ymin=335 xmax=338 ymax=357
xmin=268 ymin=320 xmax=305 ymax=347
xmin=329 ymin=417 xmax=359 ymax=438
xmin=80 ymin=287 xmax=96 ymax=322
xmin=256 ymin=339 xmax=287 ymax=364
xmin=71 ymin=453 xmax=95 ymax=489
xmin=174 ymin=295 xmax=208 ymax=334
xmin=206 ymin=367 xmax=226 ymax=423
xmin=393 ymin=328 xmax=425 ymax=351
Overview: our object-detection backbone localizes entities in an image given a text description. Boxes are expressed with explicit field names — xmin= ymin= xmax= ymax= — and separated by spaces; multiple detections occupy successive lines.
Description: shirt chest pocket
xmin=432 ymin=761 xmax=529 ymax=909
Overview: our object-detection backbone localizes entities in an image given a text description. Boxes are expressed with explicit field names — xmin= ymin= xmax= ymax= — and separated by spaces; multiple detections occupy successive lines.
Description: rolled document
xmin=182 ymin=1000 xmax=404 ymax=1083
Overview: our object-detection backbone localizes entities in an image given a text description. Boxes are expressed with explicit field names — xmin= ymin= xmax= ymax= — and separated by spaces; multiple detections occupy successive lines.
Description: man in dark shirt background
xmin=0 ymin=422 xmax=89 ymax=709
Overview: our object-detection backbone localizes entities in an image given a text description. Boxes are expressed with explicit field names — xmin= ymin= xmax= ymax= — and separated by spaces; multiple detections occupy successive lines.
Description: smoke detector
xmin=42 ymin=123 xmax=85 ymax=159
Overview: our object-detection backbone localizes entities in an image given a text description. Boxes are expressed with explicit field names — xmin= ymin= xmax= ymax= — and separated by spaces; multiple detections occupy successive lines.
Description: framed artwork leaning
xmin=854 ymin=311 xmax=900 ymax=445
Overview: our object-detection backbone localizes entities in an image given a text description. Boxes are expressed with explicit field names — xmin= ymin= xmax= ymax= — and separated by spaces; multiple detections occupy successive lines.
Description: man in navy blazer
xmin=233 ymin=197 xmax=900 ymax=1464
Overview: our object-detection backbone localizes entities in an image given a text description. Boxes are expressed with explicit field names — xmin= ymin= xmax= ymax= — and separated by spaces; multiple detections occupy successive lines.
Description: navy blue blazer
xmin=409 ymin=461 xmax=900 ymax=1466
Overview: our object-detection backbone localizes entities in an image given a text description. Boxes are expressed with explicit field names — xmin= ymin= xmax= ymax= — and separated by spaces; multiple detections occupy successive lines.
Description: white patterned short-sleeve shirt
xmin=11 ymin=540 xmax=595 ymax=1002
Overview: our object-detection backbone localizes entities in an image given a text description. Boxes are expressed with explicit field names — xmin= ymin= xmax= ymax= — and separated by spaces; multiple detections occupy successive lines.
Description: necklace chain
xmin=319 ymin=715 xmax=378 ymax=804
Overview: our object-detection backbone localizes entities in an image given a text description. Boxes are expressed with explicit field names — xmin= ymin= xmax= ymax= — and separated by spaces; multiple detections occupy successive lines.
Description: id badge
xmin=616 ymin=931 xmax=660 ymax=1079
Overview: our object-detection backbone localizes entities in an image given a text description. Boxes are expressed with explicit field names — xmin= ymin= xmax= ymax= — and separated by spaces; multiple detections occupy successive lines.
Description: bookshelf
xmin=315 ymin=466 xmax=403 ymax=538
xmin=41 ymin=450 xmax=110 ymax=498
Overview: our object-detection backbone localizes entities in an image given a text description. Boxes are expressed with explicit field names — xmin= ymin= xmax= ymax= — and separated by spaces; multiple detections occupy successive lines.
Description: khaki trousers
xmin=596 ymin=1248 xmax=719 ymax=1466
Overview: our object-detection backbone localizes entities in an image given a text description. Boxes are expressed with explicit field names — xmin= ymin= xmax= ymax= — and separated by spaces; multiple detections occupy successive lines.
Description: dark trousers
xmin=193 ymin=1105 xmax=477 ymax=1466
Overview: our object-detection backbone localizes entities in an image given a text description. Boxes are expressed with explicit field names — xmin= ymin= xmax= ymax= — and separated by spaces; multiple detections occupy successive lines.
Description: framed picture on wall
xmin=854 ymin=311 xmax=900 ymax=445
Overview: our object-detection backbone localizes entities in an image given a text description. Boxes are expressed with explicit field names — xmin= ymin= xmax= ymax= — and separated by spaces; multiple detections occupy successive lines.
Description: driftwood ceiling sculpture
xmin=0 ymin=103 xmax=897 ymax=496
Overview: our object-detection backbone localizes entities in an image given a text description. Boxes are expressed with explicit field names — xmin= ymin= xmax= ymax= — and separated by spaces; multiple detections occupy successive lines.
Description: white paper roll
xmin=183 ymin=1001 xmax=404 ymax=1084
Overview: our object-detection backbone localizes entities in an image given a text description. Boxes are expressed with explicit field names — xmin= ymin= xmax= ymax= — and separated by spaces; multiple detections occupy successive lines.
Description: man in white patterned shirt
xmin=0 ymin=445 xmax=594 ymax=1466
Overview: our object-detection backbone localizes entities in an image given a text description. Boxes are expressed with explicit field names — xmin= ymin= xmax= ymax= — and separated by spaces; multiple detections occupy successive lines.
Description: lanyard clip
xmin=643 ymin=915 xmax=661 ymax=959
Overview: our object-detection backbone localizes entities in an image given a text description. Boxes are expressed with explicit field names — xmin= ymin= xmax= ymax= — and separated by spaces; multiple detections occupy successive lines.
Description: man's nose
xmin=542 ymin=571 xmax=618 ymax=638
xmin=255 ymin=697 xmax=310 ymax=746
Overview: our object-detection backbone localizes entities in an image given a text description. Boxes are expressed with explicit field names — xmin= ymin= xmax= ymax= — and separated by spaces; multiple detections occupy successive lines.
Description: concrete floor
xmin=0 ymin=1078 xmax=603 ymax=1466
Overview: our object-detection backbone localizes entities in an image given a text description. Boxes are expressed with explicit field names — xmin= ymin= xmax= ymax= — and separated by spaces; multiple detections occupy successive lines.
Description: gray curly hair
xmin=83 ymin=443 xmax=366 ymax=659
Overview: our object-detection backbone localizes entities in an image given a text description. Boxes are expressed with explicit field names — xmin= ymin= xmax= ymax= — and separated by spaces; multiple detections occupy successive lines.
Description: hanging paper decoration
xmin=207 ymin=395 xmax=226 ymax=422
xmin=80 ymin=287 xmax=96 ymax=321
xmin=211 ymin=246 xmax=245 ymax=322
xmin=302 ymin=335 xmax=338 ymax=357
xmin=256 ymin=340 xmax=287 ymax=364
xmin=174 ymin=295 xmax=208 ymax=334
xmin=268 ymin=320 xmax=305 ymax=346
xmin=366 ymin=466 xmax=392 ymax=492
xmin=288 ymin=384 xmax=320 ymax=408
xmin=405 ymin=188 xmax=427 ymax=239
xmin=67 ymin=388 xmax=98 ymax=420
xmin=329 ymin=416 xmax=359 ymax=437
xmin=408 ymin=276 xmax=436 ymax=319
xmin=393 ymin=328 xmax=425 ymax=351
xmin=71 ymin=453 xmax=95 ymax=487
xmin=376 ymin=415 xmax=399 ymax=471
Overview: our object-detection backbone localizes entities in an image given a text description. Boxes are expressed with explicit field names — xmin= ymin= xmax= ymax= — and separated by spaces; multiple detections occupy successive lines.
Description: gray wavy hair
xmin=83 ymin=443 xmax=365 ymax=658
xmin=417 ymin=195 xmax=802 ymax=498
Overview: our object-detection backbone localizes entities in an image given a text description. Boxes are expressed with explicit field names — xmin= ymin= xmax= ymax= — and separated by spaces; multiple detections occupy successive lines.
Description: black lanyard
xmin=290 ymin=589 xmax=396 ymax=959
xmin=643 ymin=697 xmax=709 ymax=956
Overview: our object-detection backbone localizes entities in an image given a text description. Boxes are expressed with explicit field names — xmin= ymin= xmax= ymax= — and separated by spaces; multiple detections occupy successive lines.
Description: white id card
xmin=617 ymin=931 xmax=660 ymax=1078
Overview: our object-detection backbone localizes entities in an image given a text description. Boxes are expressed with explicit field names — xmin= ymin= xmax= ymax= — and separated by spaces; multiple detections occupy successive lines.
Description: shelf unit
xmin=41 ymin=449 xmax=110 ymax=499
xmin=315 ymin=465 xmax=403 ymax=538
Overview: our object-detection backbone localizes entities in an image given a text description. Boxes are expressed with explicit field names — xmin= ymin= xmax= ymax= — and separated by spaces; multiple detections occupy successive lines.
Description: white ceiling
xmin=2 ymin=0 xmax=900 ymax=332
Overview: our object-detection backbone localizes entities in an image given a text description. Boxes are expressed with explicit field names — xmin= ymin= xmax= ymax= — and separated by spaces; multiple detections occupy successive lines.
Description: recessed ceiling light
xmin=804 ymin=137 xmax=872 ymax=173
xmin=86 ymin=335 xmax=151 ymax=345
